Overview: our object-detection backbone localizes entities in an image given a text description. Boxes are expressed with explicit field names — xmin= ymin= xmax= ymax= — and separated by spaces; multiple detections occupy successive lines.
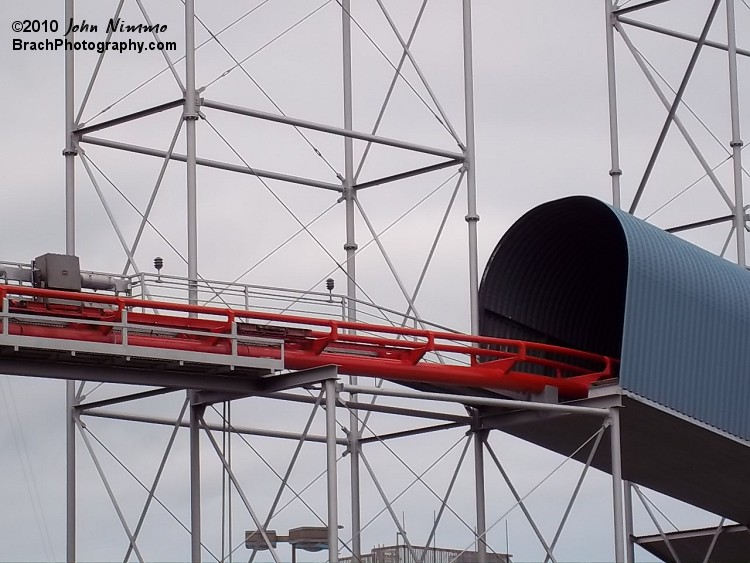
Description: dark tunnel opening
xmin=478 ymin=196 xmax=628 ymax=363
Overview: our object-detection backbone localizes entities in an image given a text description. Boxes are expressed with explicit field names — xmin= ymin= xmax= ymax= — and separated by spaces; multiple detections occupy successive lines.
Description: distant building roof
xmin=340 ymin=544 xmax=510 ymax=563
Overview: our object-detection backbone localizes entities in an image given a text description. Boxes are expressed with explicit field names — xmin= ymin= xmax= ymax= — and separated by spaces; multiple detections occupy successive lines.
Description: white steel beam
xmin=628 ymin=0 xmax=722 ymax=214
xmin=78 ymin=422 xmax=145 ymax=563
xmin=605 ymin=0 xmax=622 ymax=208
xmin=462 ymin=0 xmax=480 ymax=334
xmin=74 ymin=0 xmax=127 ymax=126
xmin=615 ymin=22 xmax=734 ymax=210
xmin=341 ymin=384 xmax=610 ymax=417
xmin=185 ymin=0 xmax=198 ymax=310
xmin=123 ymin=116 xmax=184 ymax=275
xmin=544 ymin=425 xmax=607 ymax=563
xmin=374 ymin=0 xmax=462 ymax=145
xmin=83 ymin=409 xmax=345 ymax=445
xmin=63 ymin=1 xmax=76 ymax=558
xmin=474 ymin=428 xmax=488 ymax=563
xmin=201 ymin=416 xmax=283 ymax=563
xmin=125 ymin=398 xmax=189 ymax=562
xmin=354 ymin=0 xmax=430 ymax=182
xmin=485 ymin=440 xmax=557 ymax=563
xmin=359 ymin=449 xmax=422 ymax=562
xmin=341 ymin=4 xmax=361 ymax=557
xmin=617 ymin=16 xmax=750 ymax=58
xmin=247 ymin=393 xmax=324 ymax=563
xmin=79 ymin=135 xmax=343 ymax=192
xmin=420 ymin=436 xmax=472 ymax=562
xmin=632 ymin=485 xmax=681 ymax=563
xmin=325 ymin=377 xmax=341 ymax=563
xmin=726 ymin=0 xmax=747 ymax=267
xmin=74 ymin=99 xmax=184 ymax=137
xmin=610 ymin=408 xmax=626 ymax=563
xmin=201 ymin=99 xmax=465 ymax=161
xmin=134 ymin=0 xmax=186 ymax=93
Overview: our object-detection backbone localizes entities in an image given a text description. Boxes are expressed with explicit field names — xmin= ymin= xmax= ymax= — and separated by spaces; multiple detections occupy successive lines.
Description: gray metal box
xmin=34 ymin=253 xmax=81 ymax=291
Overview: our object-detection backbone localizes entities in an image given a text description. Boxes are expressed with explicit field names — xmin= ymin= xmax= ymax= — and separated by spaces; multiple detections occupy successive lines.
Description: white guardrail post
xmin=121 ymin=307 xmax=128 ymax=347
xmin=230 ymin=317 xmax=238 ymax=368
xmin=2 ymin=296 xmax=8 ymax=335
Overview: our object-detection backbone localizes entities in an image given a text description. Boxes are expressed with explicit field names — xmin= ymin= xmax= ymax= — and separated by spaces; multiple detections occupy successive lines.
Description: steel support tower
xmin=603 ymin=1 xmax=748 ymax=560
xmin=2 ymin=1 xmax=747 ymax=562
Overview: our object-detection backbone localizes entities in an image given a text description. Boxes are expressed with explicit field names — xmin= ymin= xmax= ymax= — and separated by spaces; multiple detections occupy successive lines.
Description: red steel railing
xmin=0 ymin=285 xmax=614 ymax=399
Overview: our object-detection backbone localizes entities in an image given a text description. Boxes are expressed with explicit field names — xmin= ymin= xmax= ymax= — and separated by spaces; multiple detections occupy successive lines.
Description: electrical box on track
xmin=33 ymin=253 xmax=81 ymax=292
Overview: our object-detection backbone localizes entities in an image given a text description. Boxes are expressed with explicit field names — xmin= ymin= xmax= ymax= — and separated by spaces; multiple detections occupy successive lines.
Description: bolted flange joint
xmin=62 ymin=148 xmax=78 ymax=156
xmin=344 ymin=243 xmax=358 ymax=251
xmin=609 ymin=168 xmax=622 ymax=177
xmin=465 ymin=213 xmax=479 ymax=223
xmin=730 ymin=140 xmax=744 ymax=148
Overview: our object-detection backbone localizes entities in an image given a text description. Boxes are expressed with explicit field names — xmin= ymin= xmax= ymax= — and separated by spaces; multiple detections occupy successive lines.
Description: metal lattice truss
xmin=605 ymin=0 xmax=749 ymax=266
xmin=17 ymin=0 xmax=744 ymax=562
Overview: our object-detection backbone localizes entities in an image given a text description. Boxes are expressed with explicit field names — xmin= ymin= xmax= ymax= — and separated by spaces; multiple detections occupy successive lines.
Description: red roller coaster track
xmin=0 ymin=285 xmax=613 ymax=399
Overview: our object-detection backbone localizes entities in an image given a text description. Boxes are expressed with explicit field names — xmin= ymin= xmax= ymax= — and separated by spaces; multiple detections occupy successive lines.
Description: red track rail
xmin=0 ymin=285 xmax=614 ymax=399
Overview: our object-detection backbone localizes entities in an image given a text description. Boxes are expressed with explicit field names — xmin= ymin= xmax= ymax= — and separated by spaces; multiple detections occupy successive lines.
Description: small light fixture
xmin=326 ymin=278 xmax=335 ymax=302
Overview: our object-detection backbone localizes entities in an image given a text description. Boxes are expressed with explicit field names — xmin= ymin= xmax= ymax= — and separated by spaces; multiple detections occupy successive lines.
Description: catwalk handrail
xmin=0 ymin=285 xmax=614 ymax=398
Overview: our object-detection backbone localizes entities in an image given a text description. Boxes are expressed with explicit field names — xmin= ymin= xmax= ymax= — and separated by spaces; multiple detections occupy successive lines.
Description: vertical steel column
xmin=462 ymin=0 xmax=480 ymax=335
xmin=65 ymin=383 xmax=76 ymax=563
xmin=726 ymin=0 xmax=746 ymax=268
xmin=605 ymin=0 xmax=622 ymax=209
xmin=190 ymin=397 xmax=204 ymax=563
xmin=185 ymin=0 xmax=199 ymax=307
xmin=342 ymin=0 xmax=357 ymax=321
xmin=623 ymin=481 xmax=635 ymax=563
xmin=474 ymin=428 xmax=488 ymax=563
xmin=463 ymin=7 xmax=485 ymax=556
xmin=64 ymin=4 xmax=76 ymax=254
xmin=610 ymin=408 xmax=626 ymax=563
xmin=326 ymin=378 xmax=340 ymax=563
xmin=348 ymin=392 xmax=361 ymax=562
xmin=64 ymin=0 xmax=76 ymax=559
xmin=341 ymin=2 xmax=361 ymax=560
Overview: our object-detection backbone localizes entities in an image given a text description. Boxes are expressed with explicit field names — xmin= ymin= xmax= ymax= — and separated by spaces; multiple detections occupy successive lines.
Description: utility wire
xmin=192 ymin=1 xmax=342 ymax=180
xmin=334 ymin=0 xmax=454 ymax=138
xmin=644 ymin=156 xmax=732 ymax=220
xmin=82 ymin=155 xmax=235 ymax=309
xmin=83 ymin=426 xmax=221 ymax=562
xmin=205 ymin=405 xmax=357 ymax=559
xmin=206 ymin=405 xmax=328 ymax=526
xmin=202 ymin=200 xmax=339 ymax=305
xmin=448 ymin=427 xmax=606 ymax=563
xmin=347 ymin=404 xmax=480 ymax=541
xmin=634 ymin=41 xmax=750 ymax=181
xmin=202 ymin=116 xmax=380 ymax=310
xmin=634 ymin=44 xmax=730 ymax=154
xmin=82 ymin=0 xmax=275 ymax=124
xmin=0 ymin=379 xmax=56 ymax=561
xmin=356 ymin=435 xmax=469 ymax=547
xmin=277 ymin=170 xmax=460 ymax=319
xmin=629 ymin=44 xmax=750 ymax=218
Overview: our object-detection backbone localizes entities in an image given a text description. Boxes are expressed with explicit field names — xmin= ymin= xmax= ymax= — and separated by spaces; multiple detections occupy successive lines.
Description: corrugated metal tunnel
xmin=479 ymin=195 xmax=750 ymax=441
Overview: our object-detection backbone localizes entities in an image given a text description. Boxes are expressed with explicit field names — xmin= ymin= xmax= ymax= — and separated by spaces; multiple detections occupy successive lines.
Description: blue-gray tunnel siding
xmin=479 ymin=196 xmax=750 ymax=441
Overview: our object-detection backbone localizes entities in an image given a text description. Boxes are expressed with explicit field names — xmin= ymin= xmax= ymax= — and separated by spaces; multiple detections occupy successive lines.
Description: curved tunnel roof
xmin=479 ymin=196 xmax=750 ymax=441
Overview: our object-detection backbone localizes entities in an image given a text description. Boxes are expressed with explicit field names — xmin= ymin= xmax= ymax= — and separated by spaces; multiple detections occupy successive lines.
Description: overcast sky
xmin=0 ymin=1 xmax=748 ymax=561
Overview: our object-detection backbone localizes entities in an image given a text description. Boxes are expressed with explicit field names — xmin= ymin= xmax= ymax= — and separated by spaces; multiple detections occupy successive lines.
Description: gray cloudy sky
xmin=0 ymin=1 xmax=748 ymax=561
